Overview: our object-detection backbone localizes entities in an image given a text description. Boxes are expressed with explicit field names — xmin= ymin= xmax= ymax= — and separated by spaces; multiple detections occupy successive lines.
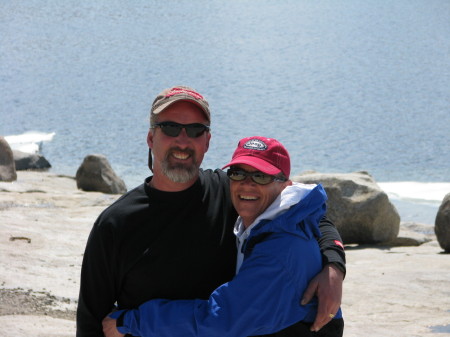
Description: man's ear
xmin=147 ymin=129 xmax=154 ymax=149
xmin=204 ymin=132 xmax=211 ymax=153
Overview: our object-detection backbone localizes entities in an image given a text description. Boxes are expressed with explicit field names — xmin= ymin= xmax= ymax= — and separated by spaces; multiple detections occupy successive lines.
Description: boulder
xmin=0 ymin=136 xmax=17 ymax=182
xmin=13 ymin=150 xmax=51 ymax=170
xmin=76 ymin=154 xmax=127 ymax=194
xmin=293 ymin=171 xmax=400 ymax=244
xmin=435 ymin=193 xmax=450 ymax=252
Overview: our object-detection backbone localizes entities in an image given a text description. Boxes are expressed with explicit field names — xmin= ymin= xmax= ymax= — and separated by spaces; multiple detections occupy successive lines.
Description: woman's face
xmin=230 ymin=164 xmax=290 ymax=228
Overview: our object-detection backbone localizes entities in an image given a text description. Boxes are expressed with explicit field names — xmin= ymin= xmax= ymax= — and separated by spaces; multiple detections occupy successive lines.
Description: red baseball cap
xmin=222 ymin=136 xmax=291 ymax=178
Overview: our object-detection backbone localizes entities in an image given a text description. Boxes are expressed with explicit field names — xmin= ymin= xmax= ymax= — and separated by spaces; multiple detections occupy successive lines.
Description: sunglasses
xmin=153 ymin=121 xmax=210 ymax=138
xmin=226 ymin=168 xmax=287 ymax=185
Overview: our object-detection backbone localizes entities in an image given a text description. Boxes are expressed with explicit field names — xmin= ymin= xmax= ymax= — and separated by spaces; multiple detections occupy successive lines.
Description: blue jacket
xmin=111 ymin=184 xmax=342 ymax=336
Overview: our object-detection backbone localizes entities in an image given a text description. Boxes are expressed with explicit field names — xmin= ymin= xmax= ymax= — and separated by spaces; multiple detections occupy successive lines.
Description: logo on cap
xmin=243 ymin=139 xmax=268 ymax=151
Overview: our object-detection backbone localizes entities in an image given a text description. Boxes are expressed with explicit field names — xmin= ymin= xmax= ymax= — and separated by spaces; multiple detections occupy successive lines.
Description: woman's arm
xmin=104 ymin=236 xmax=323 ymax=337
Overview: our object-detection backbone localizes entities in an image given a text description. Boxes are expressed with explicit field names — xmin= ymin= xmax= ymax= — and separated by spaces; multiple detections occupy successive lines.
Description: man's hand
xmin=301 ymin=263 xmax=344 ymax=332
xmin=102 ymin=316 xmax=125 ymax=337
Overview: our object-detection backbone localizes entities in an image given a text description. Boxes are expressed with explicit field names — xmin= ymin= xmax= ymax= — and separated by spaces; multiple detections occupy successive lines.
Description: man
xmin=76 ymin=86 xmax=345 ymax=336
xmin=102 ymin=136 xmax=344 ymax=337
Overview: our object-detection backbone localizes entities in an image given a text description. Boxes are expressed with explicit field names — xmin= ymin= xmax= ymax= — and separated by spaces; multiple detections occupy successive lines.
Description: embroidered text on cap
xmin=243 ymin=139 xmax=268 ymax=151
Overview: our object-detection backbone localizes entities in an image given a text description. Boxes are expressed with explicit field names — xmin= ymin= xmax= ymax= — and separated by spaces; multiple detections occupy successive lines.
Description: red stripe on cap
xmin=165 ymin=88 xmax=204 ymax=100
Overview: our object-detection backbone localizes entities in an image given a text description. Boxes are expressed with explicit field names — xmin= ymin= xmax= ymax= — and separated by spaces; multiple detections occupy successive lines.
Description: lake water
xmin=1 ymin=0 xmax=449 ymax=225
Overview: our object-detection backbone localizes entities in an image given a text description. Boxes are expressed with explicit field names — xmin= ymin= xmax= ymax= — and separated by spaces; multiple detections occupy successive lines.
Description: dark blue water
xmin=1 ymin=1 xmax=449 ymax=223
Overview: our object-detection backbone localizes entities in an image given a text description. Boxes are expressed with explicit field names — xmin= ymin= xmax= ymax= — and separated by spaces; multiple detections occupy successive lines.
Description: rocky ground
xmin=0 ymin=287 xmax=74 ymax=320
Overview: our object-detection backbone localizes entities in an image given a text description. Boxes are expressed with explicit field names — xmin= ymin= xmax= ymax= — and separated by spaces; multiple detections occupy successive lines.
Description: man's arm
xmin=77 ymin=219 xmax=118 ymax=337
xmin=302 ymin=215 xmax=345 ymax=332
xmin=317 ymin=215 xmax=346 ymax=275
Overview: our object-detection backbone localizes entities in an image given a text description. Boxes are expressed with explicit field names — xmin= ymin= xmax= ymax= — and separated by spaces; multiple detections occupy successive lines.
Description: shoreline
xmin=1 ymin=171 xmax=449 ymax=336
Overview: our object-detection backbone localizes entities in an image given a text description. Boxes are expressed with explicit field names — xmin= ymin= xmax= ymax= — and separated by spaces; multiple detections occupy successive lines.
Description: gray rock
xmin=435 ymin=193 xmax=450 ymax=252
xmin=0 ymin=136 xmax=17 ymax=182
xmin=293 ymin=171 xmax=400 ymax=244
xmin=13 ymin=150 xmax=51 ymax=170
xmin=76 ymin=154 xmax=127 ymax=194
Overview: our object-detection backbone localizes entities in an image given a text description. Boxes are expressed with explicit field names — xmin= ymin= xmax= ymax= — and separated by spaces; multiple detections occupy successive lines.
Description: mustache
xmin=167 ymin=147 xmax=195 ymax=157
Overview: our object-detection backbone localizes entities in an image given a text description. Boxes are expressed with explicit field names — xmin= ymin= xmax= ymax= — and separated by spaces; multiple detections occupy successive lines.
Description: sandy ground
xmin=1 ymin=171 xmax=449 ymax=337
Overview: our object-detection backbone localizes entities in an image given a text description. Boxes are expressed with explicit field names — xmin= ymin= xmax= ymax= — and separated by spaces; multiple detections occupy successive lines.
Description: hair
xmin=150 ymin=112 xmax=158 ymax=128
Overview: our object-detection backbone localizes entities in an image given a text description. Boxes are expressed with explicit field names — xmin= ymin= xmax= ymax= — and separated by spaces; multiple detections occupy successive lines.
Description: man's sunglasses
xmin=226 ymin=168 xmax=287 ymax=185
xmin=153 ymin=121 xmax=210 ymax=138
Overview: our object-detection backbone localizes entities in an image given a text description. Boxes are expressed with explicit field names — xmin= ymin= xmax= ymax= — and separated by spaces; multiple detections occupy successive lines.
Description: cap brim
xmin=222 ymin=156 xmax=281 ymax=175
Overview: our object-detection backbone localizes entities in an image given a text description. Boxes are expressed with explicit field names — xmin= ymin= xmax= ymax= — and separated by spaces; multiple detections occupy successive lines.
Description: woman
xmin=103 ymin=136 xmax=344 ymax=337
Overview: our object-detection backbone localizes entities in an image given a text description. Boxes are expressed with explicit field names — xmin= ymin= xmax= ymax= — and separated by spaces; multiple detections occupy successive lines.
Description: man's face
xmin=148 ymin=101 xmax=211 ymax=184
xmin=230 ymin=164 xmax=289 ymax=227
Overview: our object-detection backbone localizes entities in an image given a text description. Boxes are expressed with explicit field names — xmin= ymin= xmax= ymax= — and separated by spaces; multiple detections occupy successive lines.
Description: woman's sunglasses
xmin=153 ymin=121 xmax=210 ymax=138
xmin=226 ymin=168 xmax=287 ymax=185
